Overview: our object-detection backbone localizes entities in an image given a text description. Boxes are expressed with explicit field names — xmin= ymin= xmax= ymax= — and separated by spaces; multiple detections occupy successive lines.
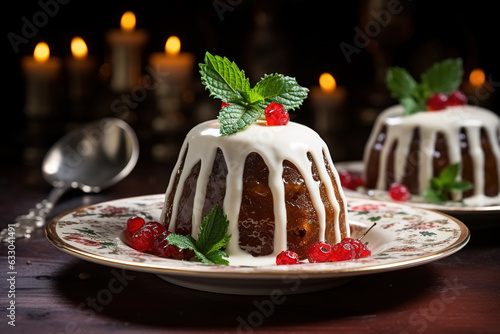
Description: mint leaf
xmin=421 ymin=58 xmax=463 ymax=95
xmin=386 ymin=58 xmax=463 ymax=115
xmin=206 ymin=249 xmax=229 ymax=265
xmin=165 ymin=205 xmax=231 ymax=265
xmin=386 ymin=67 xmax=417 ymax=99
xmin=196 ymin=205 xmax=231 ymax=254
xmin=400 ymin=96 xmax=419 ymax=116
xmin=254 ymin=74 xmax=309 ymax=111
xmin=423 ymin=163 xmax=472 ymax=204
xmin=218 ymin=104 xmax=262 ymax=136
xmin=165 ymin=234 xmax=212 ymax=263
xmin=199 ymin=52 xmax=308 ymax=135
xmin=449 ymin=180 xmax=473 ymax=191
xmin=199 ymin=52 xmax=250 ymax=104
xmin=423 ymin=189 xmax=447 ymax=204
xmin=438 ymin=162 xmax=460 ymax=185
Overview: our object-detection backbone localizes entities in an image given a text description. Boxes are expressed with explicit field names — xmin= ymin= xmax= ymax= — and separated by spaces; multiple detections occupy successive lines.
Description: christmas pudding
xmin=159 ymin=53 xmax=349 ymax=264
xmin=363 ymin=59 xmax=500 ymax=206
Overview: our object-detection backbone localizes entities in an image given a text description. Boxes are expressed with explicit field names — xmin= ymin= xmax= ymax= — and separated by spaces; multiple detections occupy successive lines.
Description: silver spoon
xmin=1 ymin=117 xmax=139 ymax=241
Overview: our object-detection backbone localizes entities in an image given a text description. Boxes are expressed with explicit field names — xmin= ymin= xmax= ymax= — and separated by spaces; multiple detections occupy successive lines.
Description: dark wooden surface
xmin=1 ymin=160 xmax=499 ymax=334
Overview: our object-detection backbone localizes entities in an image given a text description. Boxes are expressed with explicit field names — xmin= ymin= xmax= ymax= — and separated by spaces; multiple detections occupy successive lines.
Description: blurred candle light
xmin=71 ymin=37 xmax=88 ymax=58
xmin=120 ymin=11 xmax=136 ymax=31
xmin=149 ymin=35 xmax=194 ymax=82
xmin=21 ymin=41 xmax=62 ymax=117
xmin=106 ymin=11 xmax=148 ymax=92
xmin=310 ymin=72 xmax=347 ymax=158
xmin=463 ymin=67 xmax=494 ymax=107
xmin=165 ymin=35 xmax=181 ymax=55
xmin=148 ymin=35 xmax=195 ymax=162
xmin=469 ymin=68 xmax=485 ymax=87
xmin=66 ymin=36 xmax=96 ymax=114
xmin=319 ymin=72 xmax=336 ymax=94
xmin=148 ymin=35 xmax=195 ymax=109
xmin=34 ymin=42 xmax=50 ymax=62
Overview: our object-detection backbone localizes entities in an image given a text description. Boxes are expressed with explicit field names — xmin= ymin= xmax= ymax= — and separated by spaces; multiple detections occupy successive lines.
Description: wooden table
xmin=1 ymin=160 xmax=499 ymax=334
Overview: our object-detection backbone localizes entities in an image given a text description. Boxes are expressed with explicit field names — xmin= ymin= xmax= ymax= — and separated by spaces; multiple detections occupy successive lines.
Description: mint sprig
xmin=199 ymin=52 xmax=309 ymax=135
xmin=386 ymin=58 xmax=463 ymax=115
xmin=423 ymin=163 xmax=473 ymax=204
xmin=166 ymin=205 xmax=231 ymax=265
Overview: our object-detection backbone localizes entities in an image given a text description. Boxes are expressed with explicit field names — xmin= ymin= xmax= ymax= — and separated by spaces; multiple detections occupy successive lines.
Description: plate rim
xmin=45 ymin=194 xmax=470 ymax=279
xmin=336 ymin=160 xmax=500 ymax=213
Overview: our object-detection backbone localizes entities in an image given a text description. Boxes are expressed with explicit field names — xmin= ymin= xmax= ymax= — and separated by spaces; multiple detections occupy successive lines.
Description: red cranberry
xmin=358 ymin=246 xmax=372 ymax=258
xmin=341 ymin=237 xmax=364 ymax=257
xmin=349 ymin=174 xmax=365 ymax=190
xmin=153 ymin=230 xmax=194 ymax=260
xmin=427 ymin=93 xmax=448 ymax=111
xmin=339 ymin=170 xmax=352 ymax=189
xmin=276 ymin=250 xmax=300 ymax=265
xmin=447 ymin=90 xmax=467 ymax=106
xmin=330 ymin=242 xmax=356 ymax=262
xmin=130 ymin=221 xmax=167 ymax=252
xmin=389 ymin=183 xmax=411 ymax=202
xmin=126 ymin=216 xmax=145 ymax=233
xmin=307 ymin=241 xmax=333 ymax=263
xmin=338 ymin=171 xmax=365 ymax=190
xmin=265 ymin=102 xmax=289 ymax=126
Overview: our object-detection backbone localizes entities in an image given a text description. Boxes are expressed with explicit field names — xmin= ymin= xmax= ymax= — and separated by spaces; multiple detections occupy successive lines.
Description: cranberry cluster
xmin=339 ymin=170 xmax=365 ymax=190
xmin=276 ymin=237 xmax=372 ymax=265
xmin=125 ymin=216 xmax=193 ymax=260
xmin=427 ymin=90 xmax=467 ymax=111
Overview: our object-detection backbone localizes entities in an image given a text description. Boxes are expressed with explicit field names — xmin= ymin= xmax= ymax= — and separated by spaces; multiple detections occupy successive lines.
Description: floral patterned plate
xmin=46 ymin=194 xmax=469 ymax=295
xmin=337 ymin=161 xmax=500 ymax=215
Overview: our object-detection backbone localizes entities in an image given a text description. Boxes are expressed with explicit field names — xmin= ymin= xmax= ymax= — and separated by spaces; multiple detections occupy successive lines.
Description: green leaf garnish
xmin=199 ymin=52 xmax=309 ymax=135
xmin=385 ymin=58 xmax=463 ymax=115
xmin=166 ymin=205 xmax=231 ymax=265
xmin=421 ymin=58 xmax=463 ymax=95
xmin=423 ymin=163 xmax=473 ymax=204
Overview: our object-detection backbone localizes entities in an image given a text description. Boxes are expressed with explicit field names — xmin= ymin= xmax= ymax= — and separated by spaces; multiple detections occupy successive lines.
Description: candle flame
xmin=120 ymin=11 xmax=136 ymax=31
xmin=469 ymin=68 xmax=485 ymax=87
xmin=165 ymin=36 xmax=181 ymax=56
xmin=319 ymin=72 xmax=336 ymax=93
xmin=71 ymin=37 xmax=88 ymax=59
xmin=34 ymin=42 xmax=50 ymax=62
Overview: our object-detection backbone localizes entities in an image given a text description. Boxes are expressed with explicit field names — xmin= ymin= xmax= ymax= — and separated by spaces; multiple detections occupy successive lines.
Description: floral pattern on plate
xmin=46 ymin=194 xmax=469 ymax=277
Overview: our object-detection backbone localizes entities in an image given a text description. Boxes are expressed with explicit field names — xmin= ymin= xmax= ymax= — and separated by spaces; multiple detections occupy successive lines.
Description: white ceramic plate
xmin=46 ymin=194 xmax=469 ymax=295
xmin=336 ymin=161 xmax=500 ymax=215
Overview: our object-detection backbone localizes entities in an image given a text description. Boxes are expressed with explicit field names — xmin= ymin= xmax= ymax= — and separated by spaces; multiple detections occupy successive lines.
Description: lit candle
xmin=148 ymin=35 xmax=195 ymax=113
xmin=149 ymin=35 xmax=195 ymax=91
xmin=66 ymin=36 xmax=96 ymax=104
xmin=310 ymin=72 xmax=347 ymax=155
xmin=463 ymin=68 xmax=494 ymax=107
xmin=469 ymin=68 xmax=485 ymax=87
xmin=21 ymin=42 xmax=62 ymax=117
xmin=311 ymin=72 xmax=347 ymax=131
xmin=106 ymin=11 xmax=148 ymax=92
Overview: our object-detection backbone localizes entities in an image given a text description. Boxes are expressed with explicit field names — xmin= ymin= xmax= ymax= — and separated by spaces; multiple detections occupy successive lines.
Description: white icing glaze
xmin=363 ymin=105 xmax=500 ymax=205
xmin=160 ymin=120 xmax=349 ymax=265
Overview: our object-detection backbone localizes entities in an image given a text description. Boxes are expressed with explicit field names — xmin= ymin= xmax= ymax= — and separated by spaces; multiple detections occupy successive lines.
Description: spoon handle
xmin=1 ymin=184 xmax=72 ymax=242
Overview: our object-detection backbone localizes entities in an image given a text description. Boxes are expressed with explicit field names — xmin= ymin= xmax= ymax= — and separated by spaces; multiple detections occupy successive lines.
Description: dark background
xmin=3 ymin=0 xmax=499 ymax=166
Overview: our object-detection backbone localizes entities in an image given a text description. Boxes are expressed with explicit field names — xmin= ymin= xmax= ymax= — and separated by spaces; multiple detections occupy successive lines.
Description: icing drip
xmin=160 ymin=120 xmax=348 ymax=265
xmin=363 ymin=105 xmax=500 ymax=205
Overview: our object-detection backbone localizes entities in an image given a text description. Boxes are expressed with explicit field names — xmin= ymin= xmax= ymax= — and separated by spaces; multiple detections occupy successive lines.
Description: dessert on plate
xmin=158 ymin=52 xmax=350 ymax=265
xmin=363 ymin=59 xmax=500 ymax=206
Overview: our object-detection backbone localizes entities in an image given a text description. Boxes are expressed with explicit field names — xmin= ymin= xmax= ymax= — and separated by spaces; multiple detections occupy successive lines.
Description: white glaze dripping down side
xmin=363 ymin=105 xmax=500 ymax=206
xmin=159 ymin=120 xmax=349 ymax=266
